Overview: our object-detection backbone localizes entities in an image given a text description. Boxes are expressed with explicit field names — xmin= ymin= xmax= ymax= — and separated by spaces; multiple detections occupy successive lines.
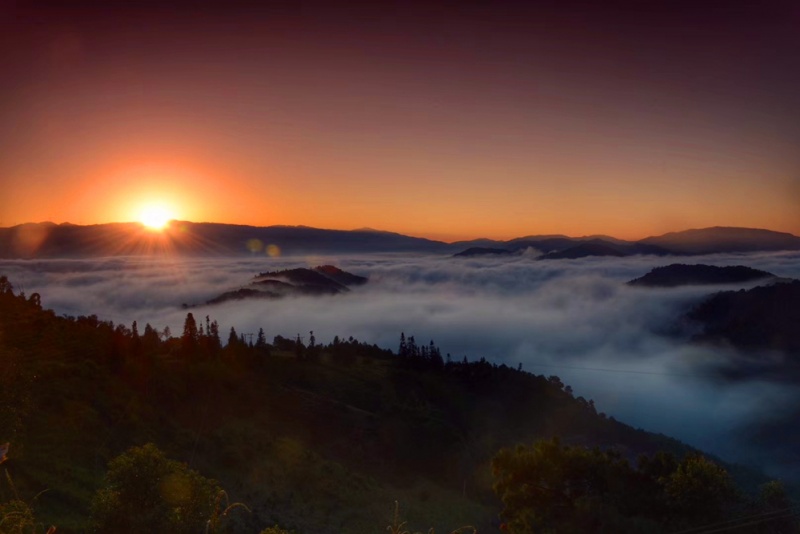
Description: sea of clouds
xmin=3 ymin=251 xmax=800 ymax=477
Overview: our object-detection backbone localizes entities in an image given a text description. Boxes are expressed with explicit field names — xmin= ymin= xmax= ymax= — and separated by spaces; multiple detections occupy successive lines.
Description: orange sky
xmin=1 ymin=2 xmax=799 ymax=242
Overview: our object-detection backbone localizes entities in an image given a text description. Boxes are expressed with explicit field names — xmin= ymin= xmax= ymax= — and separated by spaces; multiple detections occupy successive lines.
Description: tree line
xmin=1 ymin=274 xmax=796 ymax=533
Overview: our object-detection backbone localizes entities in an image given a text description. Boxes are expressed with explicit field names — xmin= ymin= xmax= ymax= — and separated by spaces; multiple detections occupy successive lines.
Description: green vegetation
xmin=0 ymin=275 xmax=795 ymax=533
xmin=90 ymin=443 xmax=223 ymax=533
xmin=493 ymin=439 xmax=737 ymax=533
xmin=493 ymin=439 xmax=798 ymax=533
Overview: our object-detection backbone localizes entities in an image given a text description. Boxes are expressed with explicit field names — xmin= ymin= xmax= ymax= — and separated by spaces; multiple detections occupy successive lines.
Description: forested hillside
xmin=0 ymin=276 xmax=791 ymax=533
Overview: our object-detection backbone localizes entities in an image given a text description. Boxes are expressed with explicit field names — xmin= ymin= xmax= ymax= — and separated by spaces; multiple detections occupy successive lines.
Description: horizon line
xmin=2 ymin=219 xmax=799 ymax=245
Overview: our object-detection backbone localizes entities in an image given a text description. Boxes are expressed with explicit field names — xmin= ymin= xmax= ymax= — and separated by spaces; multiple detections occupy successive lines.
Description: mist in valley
xmin=3 ymin=250 xmax=800 ymax=478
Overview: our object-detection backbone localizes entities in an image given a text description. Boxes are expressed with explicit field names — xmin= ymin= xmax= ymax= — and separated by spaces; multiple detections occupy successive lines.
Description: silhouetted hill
xmin=538 ymin=241 xmax=627 ymax=260
xmin=448 ymin=237 xmax=507 ymax=249
xmin=313 ymin=264 xmax=369 ymax=286
xmin=207 ymin=265 xmax=367 ymax=304
xmin=0 ymin=221 xmax=451 ymax=258
xmin=452 ymin=247 xmax=515 ymax=257
xmin=453 ymin=238 xmax=672 ymax=260
xmin=688 ymin=280 xmax=800 ymax=353
xmin=456 ymin=228 xmax=800 ymax=260
xmin=450 ymin=237 xmax=577 ymax=257
xmin=623 ymin=243 xmax=674 ymax=256
xmin=640 ymin=227 xmax=800 ymax=255
xmin=629 ymin=264 xmax=776 ymax=287
xmin=450 ymin=235 xmax=573 ymax=251
xmin=509 ymin=237 xmax=582 ymax=252
xmin=537 ymin=240 xmax=671 ymax=260
xmin=0 ymin=222 xmax=148 ymax=257
xmin=5 ymin=222 xmax=800 ymax=259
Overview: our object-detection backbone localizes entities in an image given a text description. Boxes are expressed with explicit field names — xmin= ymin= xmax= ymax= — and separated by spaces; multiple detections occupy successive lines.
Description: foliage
xmin=0 ymin=499 xmax=36 ymax=534
xmin=90 ymin=443 xmax=220 ymax=533
xmin=0 ymin=463 xmax=54 ymax=534
xmin=492 ymin=438 xmax=793 ymax=534
xmin=492 ymin=438 xmax=654 ymax=533
xmin=663 ymin=453 xmax=737 ymax=526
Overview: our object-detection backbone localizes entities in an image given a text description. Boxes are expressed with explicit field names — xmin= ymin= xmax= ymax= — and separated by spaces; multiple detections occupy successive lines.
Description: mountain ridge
xmin=640 ymin=226 xmax=800 ymax=255
xmin=206 ymin=265 xmax=368 ymax=304
xmin=2 ymin=221 xmax=799 ymax=258
xmin=628 ymin=264 xmax=777 ymax=287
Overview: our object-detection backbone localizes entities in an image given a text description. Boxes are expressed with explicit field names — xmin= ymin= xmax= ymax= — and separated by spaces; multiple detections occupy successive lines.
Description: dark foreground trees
xmin=91 ymin=443 xmax=222 ymax=533
xmin=492 ymin=438 xmax=794 ymax=534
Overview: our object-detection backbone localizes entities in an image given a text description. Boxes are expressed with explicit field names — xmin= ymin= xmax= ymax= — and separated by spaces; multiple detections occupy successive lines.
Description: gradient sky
xmin=1 ymin=0 xmax=798 ymax=241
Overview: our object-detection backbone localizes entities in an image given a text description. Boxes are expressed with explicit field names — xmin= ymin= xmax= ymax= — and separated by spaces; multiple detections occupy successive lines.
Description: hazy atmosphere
xmin=3 ymin=2 xmax=800 ymax=532
xmin=5 ymin=250 xmax=800 ymax=474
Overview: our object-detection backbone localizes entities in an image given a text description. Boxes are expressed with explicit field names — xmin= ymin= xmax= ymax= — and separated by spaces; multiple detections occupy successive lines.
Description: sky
xmin=1 ymin=0 xmax=799 ymax=241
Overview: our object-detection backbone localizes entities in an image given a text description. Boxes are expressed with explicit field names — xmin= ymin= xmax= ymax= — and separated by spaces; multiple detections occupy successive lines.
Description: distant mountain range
xmin=453 ymin=247 xmax=516 ymax=258
xmin=455 ymin=227 xmax=800 ymax=259
xmin=0 ymin=221 xmax=446 ymax=258
xmin=1 ymin=221 xmax=799 ymax=258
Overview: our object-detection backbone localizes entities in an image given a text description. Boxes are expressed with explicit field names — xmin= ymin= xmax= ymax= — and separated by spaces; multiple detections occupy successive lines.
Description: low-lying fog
xmin=3 ymin=251 xmax=800 ymax=478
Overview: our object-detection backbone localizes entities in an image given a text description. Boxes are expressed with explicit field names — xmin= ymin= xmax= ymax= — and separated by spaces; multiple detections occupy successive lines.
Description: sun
xmin=138 ymin=204 xmax=174 ymax=231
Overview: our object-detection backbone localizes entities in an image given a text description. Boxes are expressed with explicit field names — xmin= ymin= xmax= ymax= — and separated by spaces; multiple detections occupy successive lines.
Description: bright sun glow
xmin=138 ymin=204 xmax=174 ymax=231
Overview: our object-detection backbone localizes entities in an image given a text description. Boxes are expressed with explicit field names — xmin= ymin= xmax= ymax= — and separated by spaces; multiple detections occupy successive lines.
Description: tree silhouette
xmin=295 ymin=333 xmax=305 ymax=360
xmin=256 ymin=328 xmax=267 ymax=349
xmin=180 ymin=313 xmax=199 ymax=360
xmin=208 ymin=319 xmax=221 ymax=353
xmin=227 ymin=327 xmax=238 ymax=347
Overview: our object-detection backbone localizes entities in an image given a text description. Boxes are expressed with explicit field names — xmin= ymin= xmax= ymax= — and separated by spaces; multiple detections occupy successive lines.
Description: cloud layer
xmin=3 ymin=251 xmax=800 ymax=476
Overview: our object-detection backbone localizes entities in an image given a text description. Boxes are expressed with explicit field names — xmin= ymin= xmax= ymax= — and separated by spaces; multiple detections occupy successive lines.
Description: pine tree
xmin=143 ymin=323 xmax=160 ymax=351
xmin=131 ymin=321 xmax=141 ymax=357
xmin=399 ymin=332 xmax=408 ymax=357
xmin=209 ymin=320 xmax=221 ymax=352
xmin=180 ymin=313 xmax=199 ymax=360
xmin=295 ymin=333 xmax=304 ymax=359
xmin=430 ymin=340 xmax=444 ymax=370
xmin=256 ymin=328 xmax=266 ymax=348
